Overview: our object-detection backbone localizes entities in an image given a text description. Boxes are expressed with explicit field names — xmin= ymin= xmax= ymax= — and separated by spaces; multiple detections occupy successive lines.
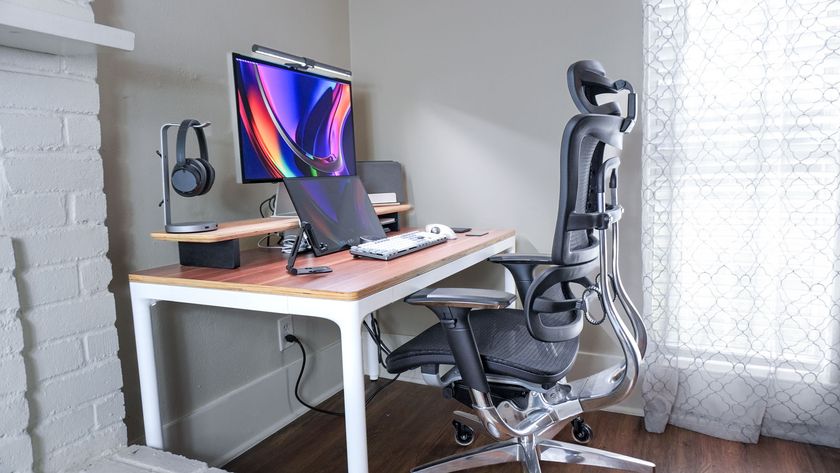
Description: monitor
xmin=284 ymin=176 xmax=385 ymax=256
xmin=230 ymin=53 xmax=357 ymax=183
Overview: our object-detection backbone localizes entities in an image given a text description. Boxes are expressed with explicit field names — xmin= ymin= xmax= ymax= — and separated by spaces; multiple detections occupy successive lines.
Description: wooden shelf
xmin=0 ymin=3 xmax=134 ymax=55
xmin=150 ymin=203 xmax=413 ymax=243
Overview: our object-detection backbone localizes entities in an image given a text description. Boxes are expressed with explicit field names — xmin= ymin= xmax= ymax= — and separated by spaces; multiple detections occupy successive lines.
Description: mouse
xmin=424 ymin=223 xmax=457 ymax=240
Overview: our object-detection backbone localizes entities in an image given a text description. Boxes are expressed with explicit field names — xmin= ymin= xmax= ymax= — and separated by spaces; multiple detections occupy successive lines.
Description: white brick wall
xmin=0 ymin=0 xmax=126 ymax=469
xmin=0 ymin=236 xmax=34 ymax=472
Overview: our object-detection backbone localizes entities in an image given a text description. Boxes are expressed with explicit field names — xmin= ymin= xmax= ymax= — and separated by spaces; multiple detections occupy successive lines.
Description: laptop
xmin=284 ymin=176 xmax=386 ymax=256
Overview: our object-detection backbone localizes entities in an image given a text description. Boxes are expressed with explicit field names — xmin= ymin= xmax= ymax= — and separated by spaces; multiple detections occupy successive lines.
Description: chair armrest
xmin=487 ymin=254 xmax=553 ymax=302
xmin=405 ymin=288 xmax=515 ymax=310
xmin=487 ymin=253 xmax=552 ymax=264
xmin=404 ymin=287 xmax=516 ymax=394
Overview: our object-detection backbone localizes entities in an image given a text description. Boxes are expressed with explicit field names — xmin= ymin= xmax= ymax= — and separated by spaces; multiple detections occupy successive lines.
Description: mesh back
xmin=551 ymin=114 xmax=624 ymax=266
xmin=567 ymin=135 xmax=599 ymax=252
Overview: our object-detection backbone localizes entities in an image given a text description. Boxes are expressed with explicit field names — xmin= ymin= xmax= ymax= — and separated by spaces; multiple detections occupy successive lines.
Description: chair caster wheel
xmin=452 ymin=420 xmax=475 ymax=446
xmin=571 ymin=417 xmax=593 ymax=444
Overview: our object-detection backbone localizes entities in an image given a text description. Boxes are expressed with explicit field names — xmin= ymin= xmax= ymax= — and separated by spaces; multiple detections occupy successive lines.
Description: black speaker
xmin=357 ymin=160 xmax=406 ymax=204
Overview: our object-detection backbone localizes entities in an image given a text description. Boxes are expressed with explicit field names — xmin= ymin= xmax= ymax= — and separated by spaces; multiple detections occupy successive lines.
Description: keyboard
xmin=350 ymin=231 xmax=448 ymax=260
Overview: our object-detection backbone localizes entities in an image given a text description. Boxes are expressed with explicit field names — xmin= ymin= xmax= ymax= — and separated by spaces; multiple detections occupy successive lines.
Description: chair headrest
xmin=567 ymin=60 xmax=636 ymax=132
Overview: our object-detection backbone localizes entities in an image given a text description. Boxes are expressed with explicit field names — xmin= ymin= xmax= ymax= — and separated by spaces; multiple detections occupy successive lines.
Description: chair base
xmin=411 ymin=435 xmax=655 ymax=473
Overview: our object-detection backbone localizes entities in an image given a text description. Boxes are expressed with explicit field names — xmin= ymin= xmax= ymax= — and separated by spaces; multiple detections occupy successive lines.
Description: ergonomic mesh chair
xmin=384 ymin=60 xmax=653 ymax=473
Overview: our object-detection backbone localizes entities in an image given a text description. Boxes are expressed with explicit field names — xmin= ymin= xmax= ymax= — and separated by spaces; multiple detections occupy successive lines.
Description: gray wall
xmin=94 ymin=0 xmax=350 ymax=462
xmin=348 ymin=0 xmax=645 ymax=376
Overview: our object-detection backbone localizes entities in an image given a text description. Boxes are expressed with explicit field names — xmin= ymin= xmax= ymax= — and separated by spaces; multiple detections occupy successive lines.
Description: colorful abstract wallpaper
xmin=233 ymin=54 xmax=356 ymax=182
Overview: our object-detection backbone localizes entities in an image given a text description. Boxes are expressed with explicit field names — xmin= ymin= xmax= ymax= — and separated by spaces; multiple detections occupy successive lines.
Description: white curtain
xmin=641 ymin=0 xmax=840 ymax=447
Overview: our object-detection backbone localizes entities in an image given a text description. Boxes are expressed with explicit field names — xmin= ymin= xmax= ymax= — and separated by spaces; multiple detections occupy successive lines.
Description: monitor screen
xmin=284 ymin=176 xmax=385 ymax=256
xmin=231 ymin=53 xmax=357 ymax=183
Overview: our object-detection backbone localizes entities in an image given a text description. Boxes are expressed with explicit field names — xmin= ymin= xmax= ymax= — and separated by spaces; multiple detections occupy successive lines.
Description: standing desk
xmin=128 ymin=228 xmax=516 ymax=472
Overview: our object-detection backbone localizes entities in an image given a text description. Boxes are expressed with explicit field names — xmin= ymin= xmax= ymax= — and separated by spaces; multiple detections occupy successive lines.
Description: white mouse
xmin=425 ymin=223 xmax=457 ymax=240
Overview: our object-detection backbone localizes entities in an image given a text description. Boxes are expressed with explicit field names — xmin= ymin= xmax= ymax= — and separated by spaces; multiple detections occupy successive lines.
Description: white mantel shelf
xmin=0 ymin=2 xmax=134 ymax=55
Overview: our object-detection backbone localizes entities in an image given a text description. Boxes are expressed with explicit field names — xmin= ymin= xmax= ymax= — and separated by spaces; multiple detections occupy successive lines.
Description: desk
xmin=128 ymin=228 xmax=516 ymax=472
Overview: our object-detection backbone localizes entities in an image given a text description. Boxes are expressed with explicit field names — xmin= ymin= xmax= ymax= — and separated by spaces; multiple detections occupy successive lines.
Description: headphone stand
xmin=159 ymin=122 xmax=219 ymax=234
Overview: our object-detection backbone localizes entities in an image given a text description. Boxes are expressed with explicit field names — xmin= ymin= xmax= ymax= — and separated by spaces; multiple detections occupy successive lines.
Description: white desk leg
xmin=131 ymin=295 xmax=163 ymax=448
xmin=340 ymin=316 xmax=370 ymax=473
xmin=363 ymin=313 xmax=379 ymax=381
xmin=503 ymin=241 xmax=517 ymax=307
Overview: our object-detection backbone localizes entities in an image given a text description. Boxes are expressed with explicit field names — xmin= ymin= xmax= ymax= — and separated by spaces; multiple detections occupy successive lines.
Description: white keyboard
xmin=350 ymin=231 xmax=447 ymax=260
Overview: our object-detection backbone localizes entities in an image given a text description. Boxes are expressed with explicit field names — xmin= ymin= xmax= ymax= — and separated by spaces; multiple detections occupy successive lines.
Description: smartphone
xmin=465 ymin=230 xmax=489 ymax=237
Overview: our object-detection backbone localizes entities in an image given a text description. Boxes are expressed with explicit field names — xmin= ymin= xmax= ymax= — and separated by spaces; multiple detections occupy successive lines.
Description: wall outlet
xmin=277 ymin=317 xmax=294 ymax=351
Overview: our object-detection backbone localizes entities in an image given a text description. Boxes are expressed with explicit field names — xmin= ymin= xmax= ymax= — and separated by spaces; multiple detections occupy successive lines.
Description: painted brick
xmin=0 ymin=45 xmax=61 ymax=73
xmin=65 ymin=114 xmax=100 ymax=149
xmin=17 ymin=264 xmax=78 ymax=308
xmin=0 ymin=353 xmax=27 ymax=395
xmin=113 ymin=445 xmax=206 ymax=473
xmin=0 ymin=192 xmax=66 ymax=231
xmin=0 ymin=70 xmax=99 ymax=113
xmin=0 ymin=113 xmax=63 ymax=150
xmin=79 ymin=256 xmax=113 ymax=294
xmin=31 ymin=359 xmax=122 ymax=419
xmin=39 ymin=423 xmax=125 ymax=473
xmin=33 ymin=405 xmax=95 ymax=454
xmin=0 ymin=394 xmax=29 ymax=434
xmin=30 ymin=337 xmax=85 ymax=381
xmin=62 ymin=55 xmax=97 ymax=80
xmin=1 ymin=154 xmax=103 ymax=193
xmin=0 ymin=235 xmax=15 ymax=270
xmin=16 ymin=225 xmax=108 ymax=265
xmin=69 ymin=192 xmax=107 ymax=224
xmin=82 ymin=458 xmax=152 ymax=473
xmin=0 ymin=318 xmax=24 ymax=355
xmin=0 ymin=435 xmax=33 ymax=472
xmin=0 ymin=309 xmax=17 ymax=327
xmin=26 ymin=293 xmax=116 ymax=343
xmin=0 ymin=272 xmax=20 ymax=311
xmin=93 ymin=392 xmax=124 ymax=429
xmin=84 ymin=327 xmax=118 ymax=362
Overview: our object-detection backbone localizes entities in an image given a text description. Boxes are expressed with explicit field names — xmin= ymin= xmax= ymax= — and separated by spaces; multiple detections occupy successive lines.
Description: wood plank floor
xmin=224 ymin=381 xmax=840 ymax=473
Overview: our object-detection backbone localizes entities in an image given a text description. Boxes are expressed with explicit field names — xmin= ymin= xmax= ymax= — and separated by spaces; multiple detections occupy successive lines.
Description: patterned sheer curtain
xmin=641 ymin=0 xmax=840 ymax=447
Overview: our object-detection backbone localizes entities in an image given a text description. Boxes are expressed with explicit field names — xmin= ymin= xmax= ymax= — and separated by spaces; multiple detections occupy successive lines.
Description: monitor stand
xmin=271 ymin=182 xmax=298 ymax=219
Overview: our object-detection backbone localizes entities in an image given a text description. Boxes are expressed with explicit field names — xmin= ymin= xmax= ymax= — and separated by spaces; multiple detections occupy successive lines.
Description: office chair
xmin=385 ymin=61 xmax=653 ymax=473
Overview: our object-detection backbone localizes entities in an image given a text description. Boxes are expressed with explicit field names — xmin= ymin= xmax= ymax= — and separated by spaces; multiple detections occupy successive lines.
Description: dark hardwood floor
xmin=224 ymin=381 xmax=840 ymax=473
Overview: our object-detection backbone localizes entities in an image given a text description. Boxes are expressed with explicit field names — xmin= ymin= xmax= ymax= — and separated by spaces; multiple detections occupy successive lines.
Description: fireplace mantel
xmin=0 ymin=2 xmax=133 ymax=55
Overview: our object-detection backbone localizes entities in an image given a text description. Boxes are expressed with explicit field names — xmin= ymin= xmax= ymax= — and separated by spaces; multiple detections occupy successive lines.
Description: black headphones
xmin=171 ymin=119 xmax=215 ymax=197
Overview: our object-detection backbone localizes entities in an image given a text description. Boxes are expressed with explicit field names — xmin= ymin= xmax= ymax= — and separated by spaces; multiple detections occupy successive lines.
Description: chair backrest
xmin=550 ymin=114 xmax=624 ymax=266
xmin=529 ymin=63 xmax=636 ymax=342
xmin=550 ymin=61 xmax=635 ymax=266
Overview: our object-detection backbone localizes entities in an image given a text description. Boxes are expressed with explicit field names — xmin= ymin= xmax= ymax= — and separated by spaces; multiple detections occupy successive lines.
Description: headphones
xmin=171 ymin=119 xmax=215 ymax=197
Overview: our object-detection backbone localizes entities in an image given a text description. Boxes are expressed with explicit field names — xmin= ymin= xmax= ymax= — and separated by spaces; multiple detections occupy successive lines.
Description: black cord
xmin=287 ymin=316 xmax=401 ymax=416
xmin=287 ymin=335 xmax=345 ymax=416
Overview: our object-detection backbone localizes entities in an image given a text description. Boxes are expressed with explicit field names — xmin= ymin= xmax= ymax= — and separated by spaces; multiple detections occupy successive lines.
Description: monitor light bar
xmin=251 ymin=44 xmax=352 ymax=79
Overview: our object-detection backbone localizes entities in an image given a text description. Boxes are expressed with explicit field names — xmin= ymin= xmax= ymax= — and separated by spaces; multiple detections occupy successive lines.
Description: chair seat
xmin=385 ymin=309 xmax=579 ymax=386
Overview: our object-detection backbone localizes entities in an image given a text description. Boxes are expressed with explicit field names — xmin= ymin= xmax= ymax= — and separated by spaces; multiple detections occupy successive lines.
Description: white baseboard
xmin=160 ymin=340 xmax=344 ymax=467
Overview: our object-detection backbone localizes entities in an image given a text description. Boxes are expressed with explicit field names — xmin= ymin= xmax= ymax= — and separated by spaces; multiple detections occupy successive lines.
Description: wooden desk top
xmin=130 ymin=228 xmax=515 ymax=301
xmin=149 ymin=204 xmax=413 ymax=243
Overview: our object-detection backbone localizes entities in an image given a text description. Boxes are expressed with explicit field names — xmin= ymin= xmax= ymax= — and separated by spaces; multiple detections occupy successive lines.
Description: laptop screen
xmin=284 ymin=176 xmax=386 ymax=256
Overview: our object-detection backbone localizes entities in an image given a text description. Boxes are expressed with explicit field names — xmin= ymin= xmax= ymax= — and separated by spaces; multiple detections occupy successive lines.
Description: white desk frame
xmin=129 ymin=236 xmax=515 ymax=472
